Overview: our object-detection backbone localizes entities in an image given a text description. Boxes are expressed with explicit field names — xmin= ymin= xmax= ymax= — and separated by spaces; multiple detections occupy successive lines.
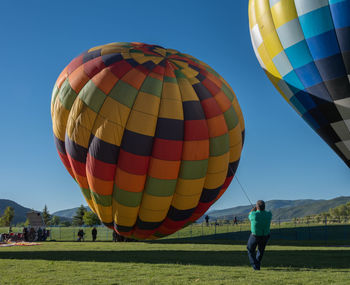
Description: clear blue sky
xmin=0 ymin=0 xmax=348 ymax=213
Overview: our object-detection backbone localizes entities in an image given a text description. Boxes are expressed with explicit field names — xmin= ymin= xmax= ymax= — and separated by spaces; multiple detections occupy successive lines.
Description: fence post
xmin=324 ymin=216 xmax=327 ymax=245
xmin=215 ymin=222 xmax=217 ymax=235
xmin=201 ymin=223 xmax=203 ymax=236
xmin=190 ymin=224 xmax=192 ymax=238
xmin=294 ymin=219 xmax=297 ymax=240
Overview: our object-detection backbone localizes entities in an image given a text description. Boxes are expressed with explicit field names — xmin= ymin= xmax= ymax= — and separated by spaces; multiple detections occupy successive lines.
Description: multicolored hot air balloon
xmin=51 ymin=42 xmax=245 ymax=240
xmin=249 ymin=0 xmax=350 ymax=167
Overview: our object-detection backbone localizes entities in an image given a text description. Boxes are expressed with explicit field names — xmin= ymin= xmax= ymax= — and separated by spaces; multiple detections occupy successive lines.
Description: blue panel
xmin=294 ymin=61 xmax=323 ymax=88
xmin=283 ymin=70 xmax=305 ymax=91
xmin=294 ymin=90 xmax=316 ymax=111
xmin=290 ymin=96 xmax=307 ymax=115
xmin=336 ymin=27 xmax=350 ymax=51
xmin=306 ymin=30 xmax=340 ymax=60
xmin=329 ymin=0 xmax=350 ymax=28
xmin=298 ymin=6 xmax=334 ymax=38
xmin=284 ymin=40 xmax=313 ymax=69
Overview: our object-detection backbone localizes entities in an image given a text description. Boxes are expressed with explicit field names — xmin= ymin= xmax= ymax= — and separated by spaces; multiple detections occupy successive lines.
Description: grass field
xmin=1 ymin=242 xmax=349 ymax=284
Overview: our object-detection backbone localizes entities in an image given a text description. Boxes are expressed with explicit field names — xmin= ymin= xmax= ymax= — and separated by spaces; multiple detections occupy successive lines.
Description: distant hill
xmin=0 ymin=199 xmax=33 ymax=224
xmin=52 ymin=206 xmax=91 ymax=219
xmin=200 ymin=196 xmax=350 ymax=222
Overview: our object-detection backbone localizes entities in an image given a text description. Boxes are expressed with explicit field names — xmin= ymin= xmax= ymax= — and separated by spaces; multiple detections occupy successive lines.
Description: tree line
xmin=0 ymin=205 xmax=101 ymax=227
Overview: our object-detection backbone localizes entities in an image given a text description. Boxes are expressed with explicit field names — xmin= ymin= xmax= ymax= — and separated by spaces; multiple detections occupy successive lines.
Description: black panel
xmin=88 ymin=135 xmax=120 ymax=164
xmin=199 ymin=186 xmax=222 ymax=203
xmin=182 ymin=101 xmax=206 ymax=120
xmin=227 ymin=160 xmax=240 ymax=178
xmin=136 ymin=218 xmax=162 ymax=230
xmin=167 ymin=206 xmax=195 ymax=221
xmin=155 ymin=118 xmax=184 ymax=140
xmin=83 ymin=49 xmax=101 ymax=63
xmin=192 ymin=83 xmax=212 ymax=101
xmin=54 ymin=136 xmax=66 ymax=155
xmin=65 ymin=136 xmax=88 ymax=163
xmin=121 ymin=130 xmax=154 ymax=156
xmin=102 ymin=53 xmax=123 ymax=66
xmin=323 ymin=76 xmax=350 ymax=100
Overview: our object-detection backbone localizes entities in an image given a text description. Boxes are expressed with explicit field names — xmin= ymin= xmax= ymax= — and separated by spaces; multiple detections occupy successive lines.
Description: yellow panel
xmin=52 ymin=99 xmax=69 ymax=141
xmin=161 ymin=82 xmax=181 ymax=100
xmin=92 ymin=115 xmax=124 ymax=146
xmin=101 ymin=46 xmax=129 ymax=56
xmin=186 ymin=77 xmax=200 ymax=85
xmin=158 ymin=98 xmax=184 ymax=120
xmin=99 ymin=96 xmax=131 ymax=126
xmin=255 ymin=0 xmax=284 ymax=58
xmin=93 ymin=204 xmax=113 ymax=224
xmin=207 ymin=152 xmax=230 ymax=174
xmin=171 ymin=193 xmax=201 ymax=210
xmin=140 ymin=194 xmax=173 ymax=211
xmin=248 ymin=0 xmax=258 ymax=28
xmin=69 ymin=99 xmax=97 ymax=131
xmin=174 ymin=177 xmax=206 ymax=196
xmin=257 ymin=44 xmax=281 ymax=78
xmin=228 ymin=125 xmax=242 ymax=147
xmin=85 ymin=199 xmax=97 ymax=214
xmin=263 ymin=31 xmax=284 ymax=58
xmin=177 ymin=78 xmax=199 ymax=101
xmin=265 ymin=71 xmax=289 ymax=101
xmin=126 ymin=110 xmax=158 ymax=136
xmin=132 ymin=91 xmax=160 ymax=116
xmin=229 ymin=143 xmax=243 ymax=163
xmin=204 ymin=170 xmax=227 ymax=189
xmin=271 ymin=0 xmax=298 ymax=29
xmin=138 ymin=207 xmax=168 ymax=222
xmin=66 ymin=117 xmax=91 ymax=148
xmin=181 ymin=67 xmax=198 ymax=78
xmin=113 ymin=200 xmax=138 ymax=227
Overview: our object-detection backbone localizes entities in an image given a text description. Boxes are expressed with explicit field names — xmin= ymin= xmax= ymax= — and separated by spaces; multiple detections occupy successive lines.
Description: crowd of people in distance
xmin=0 ymin=227 xmax=49 ymax=243
xmin=76 ymin=227 xmax=135 ymax=242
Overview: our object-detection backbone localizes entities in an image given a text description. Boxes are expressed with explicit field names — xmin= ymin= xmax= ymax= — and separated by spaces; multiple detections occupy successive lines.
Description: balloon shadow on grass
xmin=0 ymin=249 xmax=349 ymax=269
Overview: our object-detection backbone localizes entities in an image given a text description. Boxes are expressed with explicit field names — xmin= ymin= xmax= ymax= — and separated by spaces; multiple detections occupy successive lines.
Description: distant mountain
xmin=52 ymin=206 xmax=91 ymax=219
xmin=200 ymin=196 xmax=350 ymax=222
xmin=0 ymin=199 xmax=33 ymax=224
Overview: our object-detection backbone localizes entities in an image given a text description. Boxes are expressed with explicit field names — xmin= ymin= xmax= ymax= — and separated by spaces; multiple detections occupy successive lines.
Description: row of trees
xmin=0 ymin=204 xmax=102 ymax=227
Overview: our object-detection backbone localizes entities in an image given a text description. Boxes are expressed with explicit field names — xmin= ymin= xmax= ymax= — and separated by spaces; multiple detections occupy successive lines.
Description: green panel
xmin=91 ymin=191 xmax=112 ymax=207
xmin=209 ymin=133 xmax=230 ymax=156
xmin=179 ymin=159 xmax=208 ymax=179
xmin=51 ymin=85 xmax=59 ymax=106
xmin=205 ymin=66 xmax=220 ymax=78
xmin=164 ymin=76 xmax=177 ymax=83
xmin=174 ymin=69 xmax=187 ymax=78
xmin=140 ymin=76 xmax=163 ymax=97
xmin=222 ymin=83 xmax=234 ymax=102
xmin=81 ymin=187 xmax=92 ymax=200
xmin=223 ymin=107 xmax=239 ymax=130
xmin=79 ymin=80 xmax=107 ymax=113
xmin=59 ymin=78 xmax=78 ymax=110
xmin=144 ymin=177 xmax=177 ymax=197
xmin=113 ymin=185 xmax=143 ymax=207
xmin=109 ymin=80 xmax=139 ymax=108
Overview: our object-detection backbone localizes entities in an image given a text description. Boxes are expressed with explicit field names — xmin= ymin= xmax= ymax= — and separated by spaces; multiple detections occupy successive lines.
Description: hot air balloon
xmin=249 ymin=0 xmax=350 ymax=167
xmin=51 ymin=42 xmax=245 ymax=240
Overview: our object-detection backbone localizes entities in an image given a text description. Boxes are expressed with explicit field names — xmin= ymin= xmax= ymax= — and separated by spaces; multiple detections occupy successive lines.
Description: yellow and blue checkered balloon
xmin=249 ymin=0 xmax=350 ymax=167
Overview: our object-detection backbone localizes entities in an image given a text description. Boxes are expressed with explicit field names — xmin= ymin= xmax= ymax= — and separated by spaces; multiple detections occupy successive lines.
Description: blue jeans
xmin=247 ymin=233 xmax=270 ymax=269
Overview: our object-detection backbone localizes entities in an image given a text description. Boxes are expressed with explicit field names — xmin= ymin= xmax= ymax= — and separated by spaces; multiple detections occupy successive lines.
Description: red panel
xmin=86 ymin=153 xmax=116 ymax=181
xmin=202 ymin=78 xmax=221 ymax=96
xmin=152 ymin=65 xmax=165 ymax=75
xmin=135 ymin=64 xmax=149 ymax=75
xmin=184 ymin=120 xmax=209 ymax=141
xmin=67 ymin=154 xmax=86 ymax=177
xmin=67 ymin=54 xmax=83 ymax=74
xmin=118 ymin=149 xmax=150 ymax=175
xmin=109 ymin=60 xmax=133 ymax=78
xmin=152 ymin=138 xmax=183 ymax=160
xmin=200 ymin=97 xmax=223 ymax=118
xmin=58 ymin=152 xmax=75 ymax=178
xmin=83 ymin=57 xmax=106 ymax=79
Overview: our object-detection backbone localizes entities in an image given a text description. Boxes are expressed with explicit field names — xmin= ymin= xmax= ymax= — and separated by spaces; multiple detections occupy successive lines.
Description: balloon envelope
xmin=51 ymin=42 xmax=245 ymax=239
xmin=249 ymin=0 xmax=350 ymax=167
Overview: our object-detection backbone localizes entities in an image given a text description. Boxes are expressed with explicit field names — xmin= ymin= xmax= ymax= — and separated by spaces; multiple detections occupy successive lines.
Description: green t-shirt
xmin=248 ymin=210 xmax=272 ymax=236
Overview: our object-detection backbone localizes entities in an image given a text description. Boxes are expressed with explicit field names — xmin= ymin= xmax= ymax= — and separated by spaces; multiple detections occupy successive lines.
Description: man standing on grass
xmin=247 ymin=200 xmax=272 ymax=270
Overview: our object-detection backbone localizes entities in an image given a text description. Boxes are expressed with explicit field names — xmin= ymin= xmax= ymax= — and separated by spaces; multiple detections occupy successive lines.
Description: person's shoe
xmin=252 ymin=265 xmax=260 ymax=271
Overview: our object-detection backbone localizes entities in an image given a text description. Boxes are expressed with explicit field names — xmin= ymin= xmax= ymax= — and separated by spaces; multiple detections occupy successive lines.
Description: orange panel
xmin=148 ymin=158 xmax=181 ymax=180
xmin=214 ymin=91 xmax=232 ymax=112
xmin=182 ymin=140 xmax=209 ymax=161
xmin=121 ymin=68 xmax=147 ymax=89
xmin=115 ymin=167 xmax=146 ymax=192
xmin=68 ymin=65 xmax=90 ymax=94
xmin=56 ymin=66 xmax=68 ymax=88
xmin=86 ymin=171 xmax=114 ymax=195
xmin=207 ymin=115 xmax=228 ymax=138
xmin=92 ymin=68 xmax=119 ymax=94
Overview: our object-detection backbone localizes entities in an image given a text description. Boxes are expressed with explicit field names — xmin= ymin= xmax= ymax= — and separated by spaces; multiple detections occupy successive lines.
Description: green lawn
xmin=0 ymin=242 xmax=349 ymax=284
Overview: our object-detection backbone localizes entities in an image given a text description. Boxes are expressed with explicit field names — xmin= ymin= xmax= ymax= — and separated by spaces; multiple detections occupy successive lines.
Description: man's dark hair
xmin=256 ymin=200 xmax=265 ymax=211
